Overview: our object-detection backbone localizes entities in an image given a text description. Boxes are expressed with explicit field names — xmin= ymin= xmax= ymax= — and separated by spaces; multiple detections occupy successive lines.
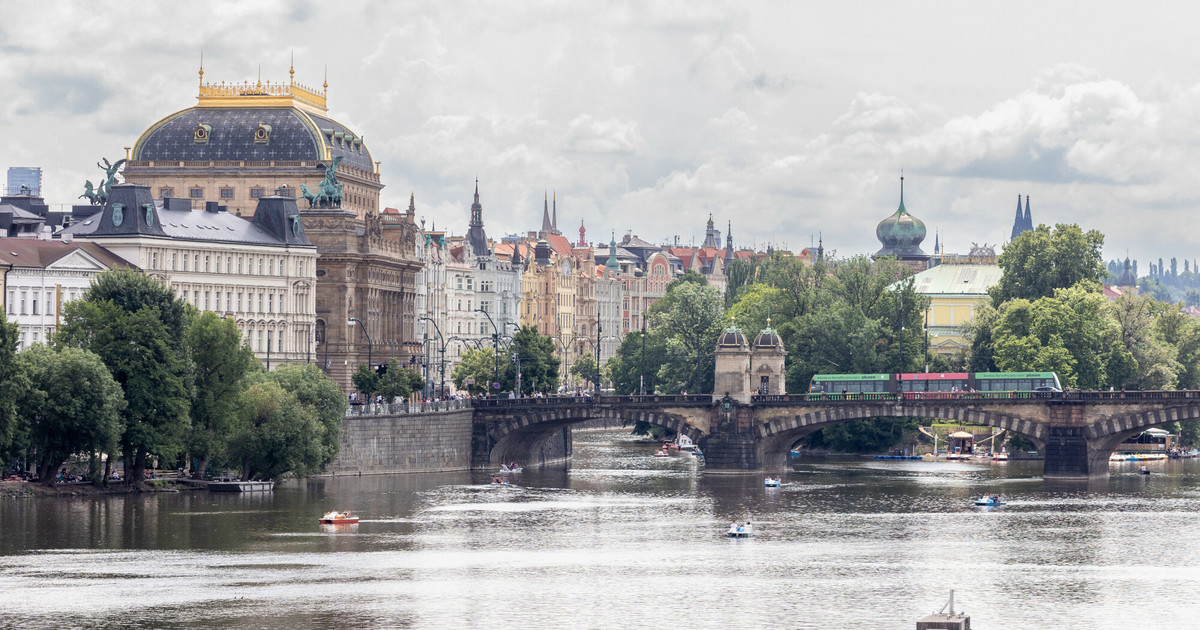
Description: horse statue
xmin=314 ymin=156 xmax=344 ymax=208
xmin=80 ymin=180 xmax=101 ymax=205
xmin=299 ymin=183 xmax=318 ymax=208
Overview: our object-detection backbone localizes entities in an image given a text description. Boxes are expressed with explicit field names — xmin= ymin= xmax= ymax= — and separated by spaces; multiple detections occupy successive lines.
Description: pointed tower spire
xmin=466 ymin=178 xmax=488 ymax=256
xmin=408 ymin=192 xmax=415 ymax=214
xmin=933 ymin=230 xmax=940 ymax=255
xmin=198 ymin=50 xmax=205 ymax=88
xmin=817 ymin=232 xmax=824 ymax=261
xmin=578 ymin=219 xmax=587 ymax=247
xmin=1024 ymin=195 xmax=1033 ymax=231
xmin=289 ymin=51 xmax=295 ymax=84
xmin=541 ymin=190 xmax=553 ymax=235
xmin=552 ymin=190 xmax=558 ymax=235
xmin=724 ymin=220 xmax=734 ymax=258
xmin=607 ymin=230 xmax=620 ymax=271
xmin=1011 ymin=194 xmax=1030 ymax=241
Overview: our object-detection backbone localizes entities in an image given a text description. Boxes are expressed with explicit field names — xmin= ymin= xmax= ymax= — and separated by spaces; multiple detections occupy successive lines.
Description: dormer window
xmin=254 ymin=124 xmax=271 ymax=144
xmin=194 ymin=123 xmax=211 ymax=144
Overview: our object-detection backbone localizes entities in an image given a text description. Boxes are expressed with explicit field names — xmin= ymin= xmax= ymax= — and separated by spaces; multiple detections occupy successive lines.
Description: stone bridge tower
xmin=714 ymin=325 xmax=751 ymax=402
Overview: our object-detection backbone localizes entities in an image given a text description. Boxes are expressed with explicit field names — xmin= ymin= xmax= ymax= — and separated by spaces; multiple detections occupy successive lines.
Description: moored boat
xmin=973 ymin=495 xmax=1006 ymax=507
xmin=319 ymin=511 xmax=359 ymax=524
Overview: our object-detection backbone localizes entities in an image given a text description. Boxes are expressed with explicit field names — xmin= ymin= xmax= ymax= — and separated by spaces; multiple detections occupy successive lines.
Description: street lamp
xmin=639 ymin=314 xmax=646 ymax=396
xmin=419 ymin=316 xmax=445 ymax=398
xmin=348 ymin=317 xmax=371 ymax=370
xmin=476 ymin=307 xmax=500 ymax=394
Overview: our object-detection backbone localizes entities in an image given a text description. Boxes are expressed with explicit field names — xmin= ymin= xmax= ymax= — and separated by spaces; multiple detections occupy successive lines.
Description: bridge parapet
xmin=472 ymin=394 xmax=714 ymax=409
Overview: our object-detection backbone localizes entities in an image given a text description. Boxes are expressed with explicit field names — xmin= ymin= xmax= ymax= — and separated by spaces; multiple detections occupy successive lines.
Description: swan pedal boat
xmin=499 ymin=466 xmax=523 ymax=473
xmin=320 ymin=511 xmax=359 ymax=524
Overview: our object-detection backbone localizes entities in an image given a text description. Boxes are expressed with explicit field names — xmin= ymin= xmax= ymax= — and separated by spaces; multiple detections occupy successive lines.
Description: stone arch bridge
xmin=471 ymin=391 xmax=1200 ymax=479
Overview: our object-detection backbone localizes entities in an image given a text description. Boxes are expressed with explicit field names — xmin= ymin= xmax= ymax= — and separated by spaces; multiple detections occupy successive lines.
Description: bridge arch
xmin=478 ymin=404 xmax=707 ymax=470
xmin=755 ymin=403 xmax=1048 ymax=472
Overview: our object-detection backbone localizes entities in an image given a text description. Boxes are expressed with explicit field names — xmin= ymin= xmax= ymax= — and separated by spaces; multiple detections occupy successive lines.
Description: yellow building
xmin=909 ymin=254 xmax=1002 ymax=357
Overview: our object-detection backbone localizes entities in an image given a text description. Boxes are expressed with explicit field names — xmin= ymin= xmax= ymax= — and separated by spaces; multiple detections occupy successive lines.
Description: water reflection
xmin=3 ymin=427 xmax=1200 ymax=629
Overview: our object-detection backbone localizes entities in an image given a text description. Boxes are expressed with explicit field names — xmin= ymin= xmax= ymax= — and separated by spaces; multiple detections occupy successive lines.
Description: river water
xmin=3 ymin=428 xmax=1200 ymax=629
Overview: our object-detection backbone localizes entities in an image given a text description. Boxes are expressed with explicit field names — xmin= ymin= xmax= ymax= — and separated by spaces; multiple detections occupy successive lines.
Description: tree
xmin=351 ymin=363 xmax=380 ymax=398
xmin=187 ymin=312 xmax=258 ymax=479
xmin=989 ymin=224 xmax=1106 ymax=306
xmin=377 ymin=359 xmax=424 ymax=401
xmin=570 ymin=353 xmax=599 ymax=391
xmin=14 ymin=345 xmax=124 ymax=484
xmin=231 ymin=364 xmax=347 ymax=479
xmin=725 ymin=284 xmax=788 ymax=338
xmin=606 ymin=329 xmax=667 ymax=395
xmin=1111 ymin=294 xmax=1180 ymax=390
xmin=453 ymin=348 xmax=497 ymax=395
xmin=0 ymin=310 xmax=21 ymax=460
xmin=509 ymin=326 xmax=560 ymax=394
xmin=56 ymin=269 xmax=192 ymax=487
xmin=648 ymin=280 xmax=723 ymax=393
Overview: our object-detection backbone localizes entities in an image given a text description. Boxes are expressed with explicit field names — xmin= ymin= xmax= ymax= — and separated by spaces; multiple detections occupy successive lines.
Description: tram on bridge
xmin=808 ymin=371 xmax=1062 ymax=399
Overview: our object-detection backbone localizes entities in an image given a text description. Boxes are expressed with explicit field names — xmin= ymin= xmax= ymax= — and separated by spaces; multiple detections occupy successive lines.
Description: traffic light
xmin=376 ymin=363 xmax=388 ymax=375
xmin=410 ymin=354 xmax=417 ymax=365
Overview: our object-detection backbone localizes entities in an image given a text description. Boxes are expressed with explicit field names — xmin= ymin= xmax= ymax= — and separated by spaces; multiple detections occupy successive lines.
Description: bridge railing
xmin=752 ymin=390 xmax=1200 ymax=404
xmin=345 ymin=399 xmax=471 ymax=416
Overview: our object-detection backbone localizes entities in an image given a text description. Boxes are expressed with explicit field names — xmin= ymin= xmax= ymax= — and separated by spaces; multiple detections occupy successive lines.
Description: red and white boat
xmin=319 ymin=511 xmax=359 ymax=525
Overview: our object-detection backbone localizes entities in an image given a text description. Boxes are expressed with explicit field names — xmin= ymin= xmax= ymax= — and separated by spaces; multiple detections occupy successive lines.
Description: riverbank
xmin=0 ymin=479 xmax=197 ymax=499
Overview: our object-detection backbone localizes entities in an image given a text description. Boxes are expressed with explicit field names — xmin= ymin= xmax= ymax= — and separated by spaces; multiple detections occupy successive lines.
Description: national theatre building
xmin=121 ymin=64 xmax=422 ymax=388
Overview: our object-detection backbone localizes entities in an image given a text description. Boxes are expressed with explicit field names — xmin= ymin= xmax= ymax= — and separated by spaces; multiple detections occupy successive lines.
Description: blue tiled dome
xmin=133 ymin=107 xmax=373 ymax=172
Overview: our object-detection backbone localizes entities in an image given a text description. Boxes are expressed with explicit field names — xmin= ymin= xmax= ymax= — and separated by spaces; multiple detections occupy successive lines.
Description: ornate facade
xmin=121 ymin=67 xmax=422 ymax=389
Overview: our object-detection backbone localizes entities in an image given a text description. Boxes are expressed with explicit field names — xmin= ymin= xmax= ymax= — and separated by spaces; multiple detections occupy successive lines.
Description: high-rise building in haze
xmin=6 ymin=167 xmax=42 ymax=195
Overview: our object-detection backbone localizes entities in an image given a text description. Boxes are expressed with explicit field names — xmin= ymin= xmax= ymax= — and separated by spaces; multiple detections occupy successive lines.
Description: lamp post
xmin=554 ymin=336 xmax=569 ymax=394
xmin=639 ymin=314 xmax=646 ymax=396
xmin=348 ymin=317 xmax=371 ymax=370
xmin=419 ymin=316 xmax=445 ymax=398
xmin=476 ymin=307 xmax=500 ymax=395
xmin=595 ymin=308 xmax=601 ymax=396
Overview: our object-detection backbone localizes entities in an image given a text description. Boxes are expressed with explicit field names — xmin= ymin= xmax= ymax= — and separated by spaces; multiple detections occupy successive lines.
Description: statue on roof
xmin=81 ymin=157 xmax=126 ymax=206
xmin=302 ymin=156 xmax=344 ymax=208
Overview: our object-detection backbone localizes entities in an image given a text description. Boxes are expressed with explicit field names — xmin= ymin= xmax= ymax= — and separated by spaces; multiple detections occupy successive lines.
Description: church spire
xmin=541 ymin=191 xmax=553 ymax=235
xmin=607 ymin=230 xmax=619 ymax=271
xmin=552 ymin=190 xmax=559 ymax=235
xmin=1011 ymin=194 xmax=1032 ymax=241
xmin=1024 ymin=195 xmax=1033 ymax=231
xmin=466 ymin=178 xmax=488 ymax=256
xmin=724 ymin=220 xmax=733 ymax=258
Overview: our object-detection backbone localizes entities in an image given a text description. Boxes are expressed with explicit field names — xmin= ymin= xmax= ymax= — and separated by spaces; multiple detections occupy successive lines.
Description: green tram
xmin=808 ymin=371 xmax=1062 ymax=399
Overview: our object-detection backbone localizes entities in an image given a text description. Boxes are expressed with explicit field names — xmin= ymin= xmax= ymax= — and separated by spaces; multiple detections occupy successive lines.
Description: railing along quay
xmin=472 ymin=394 xmax=713 ymax=408
xmin=345 ymin=399 xmax=471 ymax=416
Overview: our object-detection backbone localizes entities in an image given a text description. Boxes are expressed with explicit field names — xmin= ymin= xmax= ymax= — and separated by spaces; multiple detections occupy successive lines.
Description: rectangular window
xmin=204 ymin=292 xmax=210 ymax=310
xmin=194 ymin=255 xmax=200 ymax=271
xmin=277 ymin=332 xmax=283 ymax=352
xmin=269 ymin=259 xmax=274 ymax=275
xmin=160 ymin=187 xmax=173 ymax=199
xmin=268 ymin=294 xmax=273 ymax=313
xmin=172 ymin=253 xmax=177 ymax=271
xmin=257 ymin=330 xmax=263 ymax=351
xmin=220 ymin=187 xmax=235 ymax=199
xmin=205 ymin=256 xmax=210 ymax=272
xmin=193 ymin=291 xmax=199 ymax=305
xmin=258 ymin=294 xmax=263 ymax=313
xmin=31 ymin=296 xmax=37 ymax=315
xmin=237 ymin=293 xmax=243 ymax=312
xmin=226 ymin=256 xmax=231 ymax=273
xmin=299 ymin=261 xmax=305 ymax=276
xmin=189 ymin=187 xmax=204 ymax=199
xmin=267 ymin=331 xmax=272 ymax=354
xmin=6 ymin=292 xmax=12 ymax=314
xmin=226 ymin=292 xmax=232 ymax=311
xmin=250 ymin=187 xmax=264 ymax=199
xmin=258 ymin=258 xmax=263 ymax=275
xmin=152 ymin=252 xmax=158 ymax=269
xmin=215 ymin=293 xmax=220 ymax=311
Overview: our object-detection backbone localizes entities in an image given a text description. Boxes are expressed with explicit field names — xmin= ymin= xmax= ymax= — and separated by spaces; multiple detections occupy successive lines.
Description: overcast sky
xmin=3 ymin=1 xmax=1199 ymax=268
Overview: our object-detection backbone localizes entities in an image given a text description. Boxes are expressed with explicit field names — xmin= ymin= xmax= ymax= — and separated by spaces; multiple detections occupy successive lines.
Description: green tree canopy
xmin=0 ymin=311 xmax=21 ymax=459
xmin=231 ymin=364 xmax=346 ymax=480
xmin=570 ymin=352 xmax=599 ymax=391
xmin=56 ymin=269 xmax=192 ymax=486
xmin=453 ymin=348 xmax=498 ymax=396
xmin=990 ymin=223 xmax=1106 ymax=306
xmin=187 ymin=311 xmax=259 ymax=479
xmin=605 ymin=329 xmax=667 ymax=395
xmin=15 ymin=344 xmax=125 ymax=484
xmin=648 ymin=280 xmax=724 ymax=394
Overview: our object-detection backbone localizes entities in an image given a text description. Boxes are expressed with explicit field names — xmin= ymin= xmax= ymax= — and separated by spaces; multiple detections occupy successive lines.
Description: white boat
xmin=992 ymin=452 xmax=1009 ymax=461
xmin=499 ymin=465 xmax=523 ymax=473
xmin=726 ymin=523 xmax=754 ymax=538
xmin=675 ymin=434 xmax=696 ymax=451
xmin=653 ymin=449 xmax=669 ymax=458
xmin=764 ymin=478 xmax=781 ymax=487
xmin=319 ymin=510 xmax=359 ymax=524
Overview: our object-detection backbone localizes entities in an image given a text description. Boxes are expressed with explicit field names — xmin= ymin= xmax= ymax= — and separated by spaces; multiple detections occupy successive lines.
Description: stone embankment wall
xmin=330 ymin=409 xmax=574 ymax=474
xmin=330 ymin=409 xmax=474 ymax=475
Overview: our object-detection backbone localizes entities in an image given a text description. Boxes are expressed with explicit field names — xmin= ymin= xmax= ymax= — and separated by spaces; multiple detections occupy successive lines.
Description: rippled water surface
xmin=3 ymin=429 xmax=1200 ymax=629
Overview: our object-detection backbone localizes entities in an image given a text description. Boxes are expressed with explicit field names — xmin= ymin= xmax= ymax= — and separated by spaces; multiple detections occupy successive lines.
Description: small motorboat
xmin=726 ymin=523 xmax=754 ymax=538
xmin=1138 ymin=467 xmax=1151 ymax=475
xmin=764 ymin=478 xmax=781 ymax=488
xmin=653 ymin=449 xmax=669 ymax=458
xmin=973 ymin=496 xmax=1006 ymax=507
xmin=319 ymin=510 xmax=359 ymax=524
xmin=992 ymin=452 xmax=1009 ymax=461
